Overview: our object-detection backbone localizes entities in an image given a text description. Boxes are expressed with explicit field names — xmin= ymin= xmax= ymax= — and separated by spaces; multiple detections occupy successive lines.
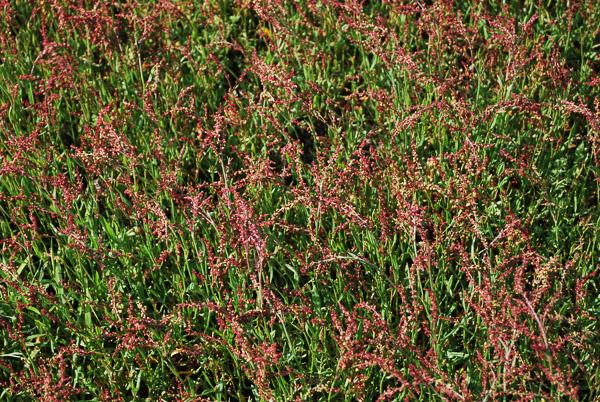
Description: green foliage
xmin=0 ymin=0 xmax=598 ymax=400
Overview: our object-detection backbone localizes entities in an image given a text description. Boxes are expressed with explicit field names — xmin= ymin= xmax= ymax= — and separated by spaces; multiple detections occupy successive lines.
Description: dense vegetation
xmin=0 ymin=0 xmax=599 ymax=400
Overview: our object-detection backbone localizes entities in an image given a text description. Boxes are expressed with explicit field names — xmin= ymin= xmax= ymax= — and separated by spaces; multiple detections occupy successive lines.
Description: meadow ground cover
xmin=0 ymin=0 xmax=599 ymax=400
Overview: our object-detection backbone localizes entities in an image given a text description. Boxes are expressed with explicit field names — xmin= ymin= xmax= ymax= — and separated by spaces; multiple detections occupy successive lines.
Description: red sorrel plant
xmin=0 ymin=0 xmax=598 ymax=400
